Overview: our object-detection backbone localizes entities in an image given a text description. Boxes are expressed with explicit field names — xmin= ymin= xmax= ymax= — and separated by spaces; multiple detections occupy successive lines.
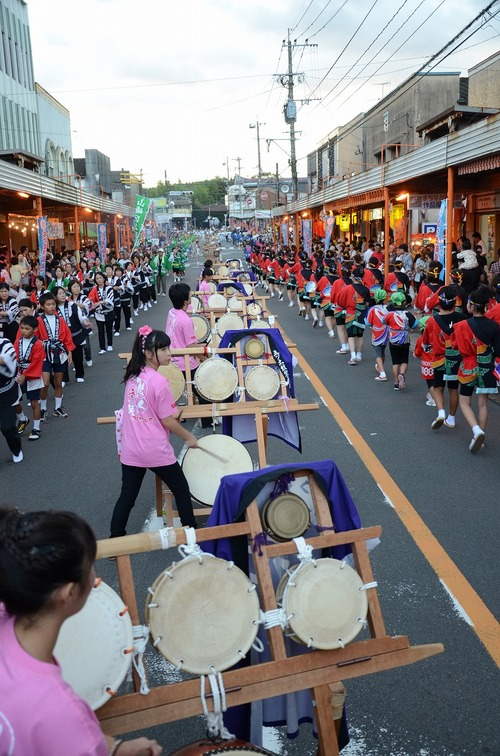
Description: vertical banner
xmin=133 ymin=195 xmax=152 ymax=249
xmin=281 ymin=221 xmax=289 ymax=246
xmin=97 ymin=223 xmax=107 ymax=263
xmin=37 ymin=216 xmax=49 ymax=277
xmin=435 ymin=199 xmax=447 ymax=267
xmin=324 ymin=216 xmax=335 ymax=251
xmin=302 ymin=219 xmax=312 ymax=256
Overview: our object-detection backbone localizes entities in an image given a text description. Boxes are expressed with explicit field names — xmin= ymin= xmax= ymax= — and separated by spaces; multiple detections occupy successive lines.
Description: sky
xmin=27 ymin=0 xmax=500 ymax=188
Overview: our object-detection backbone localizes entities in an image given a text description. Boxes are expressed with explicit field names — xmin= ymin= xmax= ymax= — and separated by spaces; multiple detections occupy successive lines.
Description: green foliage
xmin=144 ymin=177 xmax=227 ymax=207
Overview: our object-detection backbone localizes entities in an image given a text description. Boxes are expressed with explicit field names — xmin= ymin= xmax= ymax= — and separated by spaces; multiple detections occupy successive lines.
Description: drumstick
xmin=195 ymin=447 xmax=228 ymax=463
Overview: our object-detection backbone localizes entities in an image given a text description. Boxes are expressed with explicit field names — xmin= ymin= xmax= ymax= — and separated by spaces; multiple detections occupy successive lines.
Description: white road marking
xmin=440 ymin=579 xmax=474 ymax=626
xmin=342 ymin=430 xmax=352 ymax=445
xmin=377 ymin=484 xmax=395 ymax=509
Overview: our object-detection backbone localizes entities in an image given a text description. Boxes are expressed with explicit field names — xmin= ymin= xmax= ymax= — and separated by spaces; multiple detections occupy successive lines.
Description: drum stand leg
xmin=313 ymin=684 xmax=340 ymax=756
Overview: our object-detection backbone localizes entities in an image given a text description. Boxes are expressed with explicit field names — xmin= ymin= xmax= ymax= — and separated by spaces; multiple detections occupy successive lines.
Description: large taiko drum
xmin=54 ymin=580 xmax=133 ymax=710
xmin=276 ymin=558 xmax=368 ymax=649
xmin=158 ymin=362 xmax=185 ymax=403
xmin=193 ymin=358 xmax=238 ymax=401
xmin=207 ymin=293 xmax=227 ymax=310
xmin=227 ymin=295 xmax=244 ymax=312
xmin=244 ymin=365 xmax=280 ymax=401
xmin=170 ymin=739 xmax=276 ymax=755
xmin=249 ymin=319 xmax=270 ymax=329
xmin=216 ymin=313 xmax=245 ymax=337
xmin=190 ymin=313 xmax=211 ymax=343
xmin=145 ymin=556 xmax=260 ymax=674
xmin=190 ymin=295 xmax=202 ymax=313
xmin=182 ymin=434 xmax=253 ymax=506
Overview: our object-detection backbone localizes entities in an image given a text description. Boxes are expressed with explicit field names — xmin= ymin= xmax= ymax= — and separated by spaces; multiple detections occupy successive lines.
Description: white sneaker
xmin=336 ymin=348 xmax=349 ymax=354
xmin=162 ymin=293 xmax=166 ymax=296
xmin=318 ymin=321 xmax=324 ymax=327
xmin=76 ymin=378 xmax=85 ymax=383
xmin=107 ymin=346 xmax=113 ymax=352
xmin=288 ymin=301 xmax=294 ymax=307
xmin=86 ymin=359 xmax=93 ymax=367
xmin=114 ymin=332 xmax=120 ymax=336
xmin=328 ymin=331 xmax=335 ymax=338
xmin=130 ymin=318 xmax=134 ymax=323
xmin=134 ymin=310 xmax=139 ymax=316
xmin=304 ymin=314 xmax=310 ymax=321
xmin=469 ymin=430 xmax=485 ymax=453
xmin=13 ymin=451 xmax=23 ymax=463
xmin=426 ymin=398 xmax=437 ymax=407
xmin=270 ymin=292 xmax=275 ymax=298
xmin=99 ymin=349 xmax=106 ymax=355
xmin=444 ymin=417 xmax=455 ymax=428
xmin=126 ymin=327 xmax=132 ymax=331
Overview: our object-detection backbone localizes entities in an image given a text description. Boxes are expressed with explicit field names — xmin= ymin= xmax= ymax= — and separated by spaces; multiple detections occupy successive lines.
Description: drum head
xmin=222 ymin=282 xmax=237 ymax=296
xmin=147 ymin=556 xmax=260 ymax=674
xmin=216 ymin=264 xmax=229 ymax=276
xmin=182 ymin=434 xmax=253 ymax=505
xmin=208 ymin=293 xmax=227 ymax=309
xmin=228 ymin=260 xmax=241 ymax=271
xmin=190 ymin=314 xmax=210 ymax=343
xmin=158 ymin=363 xmax=186 ymax=403
xmin=216 ymin=313 xmax=245 ymax=337
xmin=208 ymin=281 xmax=217 ymax=294
xmin=243 ymin=283 xmax=253 ymax=295
xmin=238 ymin=272 xmax=250 ymax=282
xmin=194 ymin=358 xmax=238 ymax=401
xmin=323 ymin=285 xmax=332 ymax=297
xmin=55 ymin=580 xmax=133 ymax=710
xmin=171 ymin=740 xmax=274 ymax=755
xmin=305 ymin=281 xmax=316 ymax=293
xmin=244 ymin=365 xmax=280 ymax=401
xmin=283 ymin=559 xmax=368 ymax=649
xmin=262 ymin=493 xmax=310 ymax=542
xmin=249 ymin=319 xmax=270 ymax=329
xmin=244 ymin=337 xmax=265 ymax=359
xmin=228 ymin=295 xmax=243 ymax=312
xmin=190 ymin=295 xmax=202 ymax=313
xmin=247 ymin=302 xmax=262 ymax=317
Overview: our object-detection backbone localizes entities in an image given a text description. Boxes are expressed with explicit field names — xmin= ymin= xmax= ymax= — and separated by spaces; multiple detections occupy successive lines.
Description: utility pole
xmin=249 ymin=120 xmax=265 ymax=179
xmin=234 ymin=157 xmax=242 ymax=220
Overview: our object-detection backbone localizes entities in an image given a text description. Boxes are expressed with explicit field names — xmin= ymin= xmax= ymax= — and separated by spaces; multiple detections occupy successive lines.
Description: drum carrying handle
xmin=200 ymin=671 xmax=235 ymax=741
xmin=131 ymin=625 xmax=150 ymax=695
xmin=293 ymin=536 xmax=316 ymax=566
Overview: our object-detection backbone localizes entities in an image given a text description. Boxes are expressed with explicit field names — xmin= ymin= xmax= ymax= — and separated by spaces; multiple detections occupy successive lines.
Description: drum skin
xmin=158 ymin=363 xmax=185 ymax=403
xmin=170 ymin=738 xmax=275 ymax=755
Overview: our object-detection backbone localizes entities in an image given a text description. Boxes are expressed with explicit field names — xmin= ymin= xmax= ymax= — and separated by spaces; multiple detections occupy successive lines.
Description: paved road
xmin=2 ymin=244 xmax=498 ymax=755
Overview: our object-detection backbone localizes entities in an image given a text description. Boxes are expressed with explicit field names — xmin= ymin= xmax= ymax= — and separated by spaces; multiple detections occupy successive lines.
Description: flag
xmin=97 ymin=223 xmax=107 ymax=263
xmin=302 ymin=219 xmax=312 ymax=255
xmin=132 ymin=195 xmax=152 ymax=249
xmin=324 ymin=216 xmax=335 ymax=251
xmin=37 ymin=217 xmax=49 ymax=277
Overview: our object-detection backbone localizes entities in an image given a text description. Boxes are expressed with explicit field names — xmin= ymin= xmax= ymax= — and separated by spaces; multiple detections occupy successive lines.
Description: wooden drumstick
xmin=195 ymin=447 xmax=228 ymax=463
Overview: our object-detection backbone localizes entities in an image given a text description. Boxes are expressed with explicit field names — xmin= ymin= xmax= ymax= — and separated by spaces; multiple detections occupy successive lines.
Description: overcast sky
xmin=27 ymin=0 xmax=500 ymax=187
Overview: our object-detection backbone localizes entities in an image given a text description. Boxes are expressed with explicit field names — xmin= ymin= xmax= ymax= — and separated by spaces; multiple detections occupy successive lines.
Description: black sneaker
xmin=53 ymin=407 xmax=68 ymax=418
xmin=40 ymin=409 xmax=48 ymax=422
xmin=17 ymin=418 xmax=30 ymax=435
xmin=28 ymin=429 xmax=41 ymax=440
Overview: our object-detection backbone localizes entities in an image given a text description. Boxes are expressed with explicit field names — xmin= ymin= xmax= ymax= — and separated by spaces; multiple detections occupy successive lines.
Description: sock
xmin=379 ymin=371 xmax=386 ymax=378
xmin=356 ymin=352 xmax=362 ymax=360
xmin=437 ymin=409 xmax=446 ymax=419
xmin=34 ymin=419 xmax=41 ymax=430
xmin=55 ymin=397 xmax=62 ymax=410
xmin=447 ymin=414 xmax=455 ymax=420
xmin=350 ymin=352 xmax=356 ymax=360
xmin=40 ymin=399 xmax=47 ymax=411
xmin=472 ymin=424 xmax=482 ymax=437
xmin=18 ymin=411 xmax=27 ymax=422
xmin=328 ymin=330 xmax=334 ymax=337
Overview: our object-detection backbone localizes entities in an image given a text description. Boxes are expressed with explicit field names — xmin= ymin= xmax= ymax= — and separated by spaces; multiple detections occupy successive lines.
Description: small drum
xmin=247 ymin=301 xmax=262 ymax=317
xmin=228 ymin=260 xmax=241 ymax=271
xmin=191 ymin=313 xmax=211 ymax=343
xmin=323 ymin=285 xmax=332 ymax=298
xmin=249 ymin=319 xmax=270 ymax=329
xmin=305 ymin=281 xmax=317 ymax=294
xmin=277 ymin=558 xmax=368 ymax=649
xmin=158 ymin=362 xmax=186 ymax=403
xmin=193 ymin=358 xmax=238 ymax=401
xmin=228 ymin=295 xmax=243 ymax=312
xmin=238 ymin=272 xmax=250 ymax=282
xmin=244 ymin=365 xmax=280 ymax=400
xmin=146 ymin=556 xmax=260 ymax=674
xmin=171 ymin=739 xmax=275 ymax=755
xmin=216 ymin=313 xmax=245 ymax=337
xmin=54 ymin=580 xmax=133 ymax=710
xmin=261 ymin=493 xmax=310 ymax=542
xmin=208 ymin=293 xmax=227 ymax=309
xmin=190 ymin=295 xmax=202 ymax=313
xmin=182 ymin=434 xmax=254 ymax=506
xmin=216 ymin=264 xmax=229 ymax=276
xmin=244 ymin=337 xmax=265 ymax=359
xmin=243 ymin=283 xmax=253 ymax=296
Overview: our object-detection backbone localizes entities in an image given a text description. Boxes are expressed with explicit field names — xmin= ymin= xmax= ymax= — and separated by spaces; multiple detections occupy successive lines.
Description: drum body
xmin=249 ymin=319 xmax=270 ymax=329
xmin=305 ymin=281 xmax=316 ymax=294
xmin=216 ymin=313 xmax=245 ymax=337
xmin=244 ymin=337 xmax=265 ymax=359
xmin=171 ymin=739 xmax=275 ymax=755
xmin=277 ymin=558 xmax=368 ymax=649
xmin=207 ymin=293 xmax=227 ymax=309
xmin=54 ymin=580 xmax=133 ymax=710
xmin=247 ymin=301 xmax=262 ymax=317
xmin=146 ymin=556 xmax=260 ymax=674
xmin=323 ymin=285 xmax=332 ymax=298
xmin=190 ymin=295 xmax=202 ymax=313
xmin=261 ymin=493 xmax=310 ymax=542
xmin=227 ymin=295 xmax=243 ymax=312
xmin=158 ymin=363 xmax=186 ymax=403
xmin=193 ymin=358 xmax=238 ymax=401
xmin=182 ymin=434 xmax=253 ymax=505
xmin=190 ymin=314 xmax=211 ymax=343
xmin=243 ymin=282 xmax=253 ymax=295
xmin=244 ymin=365 xmax=280 ymax=400
xmin=216 ymin=264 xmax=229 ymax=276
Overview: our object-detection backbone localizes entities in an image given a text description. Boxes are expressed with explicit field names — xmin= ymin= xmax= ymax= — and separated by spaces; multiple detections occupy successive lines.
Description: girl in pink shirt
xmin=110 ymin=326 xmax=198 ymax=537
xmin=0 ymin=507 xmax=162 ymax=756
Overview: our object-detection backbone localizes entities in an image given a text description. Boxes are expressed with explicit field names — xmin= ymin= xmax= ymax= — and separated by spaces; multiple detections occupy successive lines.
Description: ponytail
xmin=123 ymin=327 xmax=171 ymax=382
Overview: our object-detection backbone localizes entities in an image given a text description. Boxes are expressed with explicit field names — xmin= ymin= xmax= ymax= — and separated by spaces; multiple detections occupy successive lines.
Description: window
xmin=2 ymin=31 xmax=11 ymax=76
xmin=9 ymin=37 xmax=18 ymax=81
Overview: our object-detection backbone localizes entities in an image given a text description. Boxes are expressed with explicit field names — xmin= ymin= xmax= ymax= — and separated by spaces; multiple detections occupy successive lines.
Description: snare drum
xmin=207 ymin=293 xmax=227 ymax=309
xmin=54 ymin=580 xmax=133 ymax=710
xmin=244 ymin=365 xmax=280 ymax=401
xmin=182 ymin=434 xmax=253 ymax=505
xmin=171 ymin=739 xmax=275 ymax=755
xmin=247 ymin=302 xmax=262 ymax=317
xmin=277 ymin=558 xmax=368 ymax=649
xmin=262 ymin=493 xmax=310 ymax=542
xmin=216 ymin=313 xmax=245 ymax=337
xmin=193 ymin=357 xmax=238 ymax=401
xmin=146 ymin=555 xmax=260 ymax=674
xmin=158 ymin=362 xmax=186 ymax=403
xmin=227 ymin=295 xmax=243 ymax=312
xmin=190 ymin=313 xmax=211 ymax=343
xmin=244 ymin=337 xmax=265 ymax=359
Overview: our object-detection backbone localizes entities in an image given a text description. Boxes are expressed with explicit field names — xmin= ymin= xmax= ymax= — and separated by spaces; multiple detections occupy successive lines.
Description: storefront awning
xmin=458 ymin=155 xmax=500 ymax=175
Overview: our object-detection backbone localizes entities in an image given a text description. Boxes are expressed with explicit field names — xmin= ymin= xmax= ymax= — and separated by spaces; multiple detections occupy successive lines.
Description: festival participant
xmin=266 ymin=253 xmax=281 ymax=298
xmin=486 ymin=274 xmax=500 ymax=324
xmin=0 ymin=282 xmax=19 ymax=343
xmin=54 ymin=285 xmax=89 ymax=383
xmin=68 ymin=279 xmax=93 ymax=367
xmin=14 ymin=315 xmax=45 ymax=440
xmin=337 ymin=266 xmax=371 ymax=364
xmin=365 ymin=288 xmax=389 ymax=381
xmin=383 ymin=291 xmax=419 ymax=390
xmin=0 ymin=336 xmax=23 ymax=461
xmin=384 ymin=260 xmax=411 ymax=301
xmin=451 ymin=287 xmax=500 ymax=452
xmin=297 ymin=257 xmax=316 ymax=321
xmin=331 ymin=264 xmax=351 ymax=354
xmin=285 ymin=252 xmax=301 ymax=308
xmin=316 ymin=262 xmax=338 ymax=337
xmin=199 ymin=267 xmax=214 ymax=308
xmin=422 ymin=286 xmax=469 ymax=430
xmin=88 ymin=271 xmax=115 ymax=354
xmin=415 ymin=261 xmax=443 ymax=313
xmin=0 ymin=506 xmax=162 ymax=755
xmin=363 ymin=257 xmax=384 ymax=294
xmin=37 ymin=293 xmax=74 ymax=420
xmin=110 ymin=327 xmax=198 ymax=536
xmin=114 ymin=266 xmax=134 ymax=333
xmin=29 ymin=275 xmax=48 ymax=311
xmin=47 ymin=265 xmax=70 ymax=292
xmin=413 ymin=317 xmax=436 ymax=406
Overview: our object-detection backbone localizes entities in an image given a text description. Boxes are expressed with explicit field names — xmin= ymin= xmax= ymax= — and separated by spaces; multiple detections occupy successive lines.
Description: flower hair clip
xmin=138 ymin=325 xmax=153 ymax=351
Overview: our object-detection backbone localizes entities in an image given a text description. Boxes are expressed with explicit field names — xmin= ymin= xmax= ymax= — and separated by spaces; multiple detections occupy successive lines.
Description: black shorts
xmin=389 ymin=343 xmax=410 ymax=365
xmin=42 ymin=360 xmax=65 ymax=374
xmin=434 ymin=368 xmax=459 ymax=390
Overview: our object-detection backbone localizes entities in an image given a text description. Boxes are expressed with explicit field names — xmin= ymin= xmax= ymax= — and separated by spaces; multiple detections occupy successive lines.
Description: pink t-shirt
xmin=0 ymin=605 xmax=108 ymax=756
xmin=120 ymin=366 xmax=178 ymax=467
xmin=199 ymin=280 xmax=211 ymax=307
xmin=165 ymin=307 xmax=197 ymax=371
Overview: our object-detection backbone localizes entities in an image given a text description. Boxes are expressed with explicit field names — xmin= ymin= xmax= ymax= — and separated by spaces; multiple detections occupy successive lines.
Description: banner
xmin=133 ymin=195 xmax=152 ymax=249
xmin=435 ymin=199 xmax=447 ymax=267
xmin=97 ymin=223 xmax=107 ymax=263
xmin=281 ymin=221 xmax=289 ymax=246
xmin=302 ymin=219 xmax=312 ymax=256
xmin=37 ymin=216 xmax=49 ymax=277
xmin=324 ymin=216 xmax=335 ymax=251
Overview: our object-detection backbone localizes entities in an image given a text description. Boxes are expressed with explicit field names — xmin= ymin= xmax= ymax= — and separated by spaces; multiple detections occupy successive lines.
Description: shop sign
xmin=339 ymin=214 xmax=350 ymax=231
xmin=475 ymin=194 xmax=495 ymax=211
xmin=370 ymin=208 xmax=383 ymax=220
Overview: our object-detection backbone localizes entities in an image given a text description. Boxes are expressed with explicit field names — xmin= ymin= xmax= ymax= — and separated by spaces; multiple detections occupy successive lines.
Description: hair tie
xmin=138 ymin=325 xmax=153 ymax=352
